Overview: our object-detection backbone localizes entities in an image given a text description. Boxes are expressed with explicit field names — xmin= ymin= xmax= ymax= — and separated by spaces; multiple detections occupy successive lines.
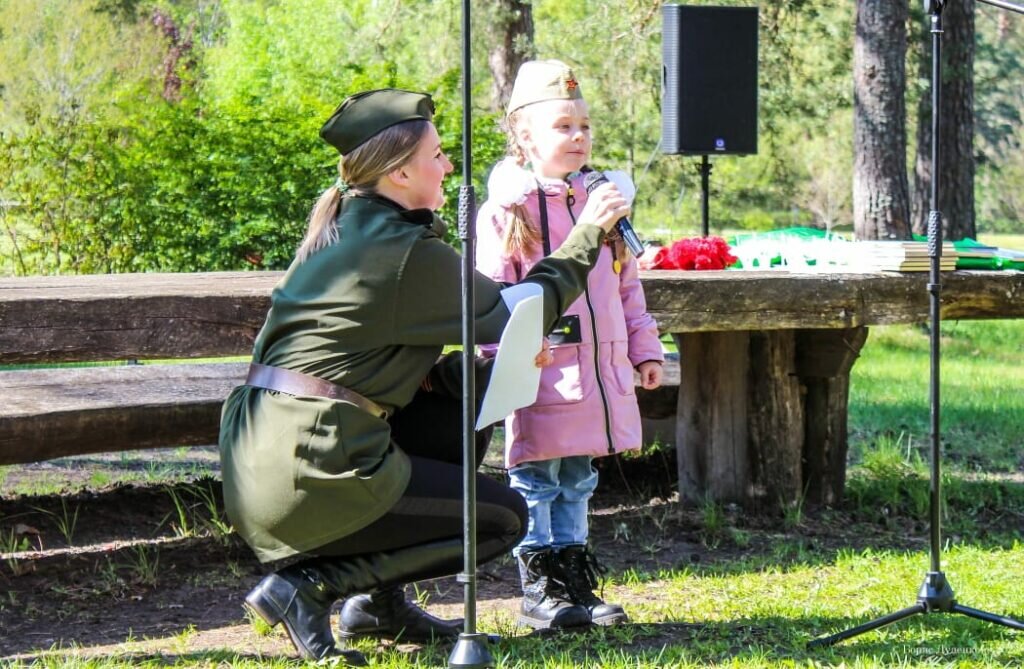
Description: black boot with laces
xmin=516 ymin=548 xmax=591 ymax=630
xmin=557 ymin=544 xmax=629 ymax=626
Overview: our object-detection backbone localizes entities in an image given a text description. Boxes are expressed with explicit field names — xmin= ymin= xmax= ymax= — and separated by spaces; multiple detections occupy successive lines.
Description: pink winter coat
xmin=475 ymin=159 xmax=664 ymax=468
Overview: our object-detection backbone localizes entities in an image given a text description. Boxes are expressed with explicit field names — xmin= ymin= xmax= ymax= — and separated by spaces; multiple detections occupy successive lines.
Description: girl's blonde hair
xmin=296 ymin=119 xmax=430 ymax=263
xmin=500 ymin=108 xmax=541 ymax=260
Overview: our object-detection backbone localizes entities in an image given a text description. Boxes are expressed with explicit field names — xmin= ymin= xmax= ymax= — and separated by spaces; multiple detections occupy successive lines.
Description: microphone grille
xmin=583 ymin=170 xmax=607 ymax=193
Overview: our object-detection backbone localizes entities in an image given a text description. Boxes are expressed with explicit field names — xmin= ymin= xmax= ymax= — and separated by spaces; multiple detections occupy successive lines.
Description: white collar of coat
xmin=485 ymin=157 xmax=636 ymax=208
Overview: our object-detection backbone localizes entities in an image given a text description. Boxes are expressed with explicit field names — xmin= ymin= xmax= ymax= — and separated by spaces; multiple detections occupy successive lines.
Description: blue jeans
xmin=508 ymin=455 xmax=598 ymax=556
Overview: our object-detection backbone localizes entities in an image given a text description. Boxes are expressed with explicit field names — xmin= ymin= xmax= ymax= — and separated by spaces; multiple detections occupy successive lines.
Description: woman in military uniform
xmin=218 ymin=88 xmax=630 ymax=665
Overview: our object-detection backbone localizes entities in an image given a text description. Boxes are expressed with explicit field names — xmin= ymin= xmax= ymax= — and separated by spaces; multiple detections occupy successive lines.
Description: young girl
xmin=476 ymin=60 xmax=664 ymax=630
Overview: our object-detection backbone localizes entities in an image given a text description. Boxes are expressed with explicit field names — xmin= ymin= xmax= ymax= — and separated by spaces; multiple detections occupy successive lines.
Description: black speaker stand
xmin=696 ymin=154 xmax=712 ymax=237
xmin=809 ymin=0 xmax=1024 ymax=649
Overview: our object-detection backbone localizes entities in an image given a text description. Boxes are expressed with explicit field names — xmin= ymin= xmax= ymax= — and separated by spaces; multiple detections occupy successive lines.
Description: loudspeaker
xmin=662 ymin=5 xmax=759 ymax=155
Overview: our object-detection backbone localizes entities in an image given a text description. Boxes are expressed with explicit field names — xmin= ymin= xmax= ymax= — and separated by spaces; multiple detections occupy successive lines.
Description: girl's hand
xmin=534 ymin=338 xmax=554 ymax=368
xmin=637 ymin=361 xmax=663 ymax=390
xmin=578 ymin=182 xmax=631 ymax=234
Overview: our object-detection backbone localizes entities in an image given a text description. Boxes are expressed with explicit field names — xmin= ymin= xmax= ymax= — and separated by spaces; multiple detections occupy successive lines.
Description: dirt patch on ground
xmin=0 ymin=449 xmax=929 ymax=661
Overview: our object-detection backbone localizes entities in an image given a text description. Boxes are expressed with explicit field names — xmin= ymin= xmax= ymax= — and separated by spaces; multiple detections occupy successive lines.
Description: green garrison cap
xmin=506 ymin=60 xmax=583 ymax=115
xmin=320 ymin=88 xmax=435 ymax=155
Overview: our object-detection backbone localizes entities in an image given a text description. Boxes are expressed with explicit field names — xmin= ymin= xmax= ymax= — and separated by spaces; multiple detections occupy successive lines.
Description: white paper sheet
xmin=475 ymin=292 xmax=544 ymax=430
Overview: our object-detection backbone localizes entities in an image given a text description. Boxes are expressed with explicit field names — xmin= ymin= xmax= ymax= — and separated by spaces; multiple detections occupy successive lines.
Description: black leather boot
xmin=517 ymin=548 xmax=591 ymax=630
xmin=248 ymin=537 xmax=465 ymax=658
xmin=557 ymin=544 xmax=629 ymax=626
xmin=245 ymin=564 xmax=368 ymax=665
xmin=338 ymin=585 xmax=463 ymax=642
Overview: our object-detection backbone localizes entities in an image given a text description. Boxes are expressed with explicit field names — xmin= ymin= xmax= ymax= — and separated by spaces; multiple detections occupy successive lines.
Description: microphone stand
xmin=447 ymin=1 xmax=494 ymax=667
xmin=809 ymin=0 xmax=1024 ymax=648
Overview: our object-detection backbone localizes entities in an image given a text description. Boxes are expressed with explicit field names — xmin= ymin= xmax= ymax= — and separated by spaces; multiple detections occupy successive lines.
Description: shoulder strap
xmin=535 ymin=180 xmax=552 ymax=257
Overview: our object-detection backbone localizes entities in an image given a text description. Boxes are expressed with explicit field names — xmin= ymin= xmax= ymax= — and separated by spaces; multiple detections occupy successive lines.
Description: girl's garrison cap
xmin=506 ymin=60 xmax=583 ymax=115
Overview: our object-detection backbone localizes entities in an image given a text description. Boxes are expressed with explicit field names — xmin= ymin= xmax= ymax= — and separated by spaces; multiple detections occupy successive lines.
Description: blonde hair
xmin=297 ymin=120 xmax=430 ymax=263
xmin=499 ymin=108 xmax=541 ymax=259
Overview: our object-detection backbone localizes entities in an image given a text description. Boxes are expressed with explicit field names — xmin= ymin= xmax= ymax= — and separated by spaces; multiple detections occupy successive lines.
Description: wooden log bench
xmin=2 ymin=270 xmax=1021 ymax=510
xmin=0 ymin=272 xmax=269 ymax=466
xmin=0 ymin=359 xmax=679 ymax=466
xmin=0 ymin=362 xmax=246 ymax=464
xmin=0 ymin=270 xmax=678 ymax=466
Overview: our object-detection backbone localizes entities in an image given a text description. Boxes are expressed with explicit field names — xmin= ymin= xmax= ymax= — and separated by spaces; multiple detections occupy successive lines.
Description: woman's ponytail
xmin=296 ymin=184 xmax=342 ymax=263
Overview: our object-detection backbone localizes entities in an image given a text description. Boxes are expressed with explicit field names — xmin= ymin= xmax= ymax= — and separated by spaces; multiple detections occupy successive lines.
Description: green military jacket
xmin=219 ymin=194 xmax=605 ymax=562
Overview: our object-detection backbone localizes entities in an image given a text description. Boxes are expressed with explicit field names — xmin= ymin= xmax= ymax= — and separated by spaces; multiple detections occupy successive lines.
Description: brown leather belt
xmin=245 ymin=363 xmax=388 ymax=419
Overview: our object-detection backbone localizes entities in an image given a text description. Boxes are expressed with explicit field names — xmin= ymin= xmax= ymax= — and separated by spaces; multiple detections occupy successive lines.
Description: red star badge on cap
xmin=566 ymin=78 xmax=578 ymax=90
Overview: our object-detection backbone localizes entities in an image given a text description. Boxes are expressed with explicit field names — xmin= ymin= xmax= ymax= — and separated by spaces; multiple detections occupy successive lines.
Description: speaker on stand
xmin=662 ymin=5 xmax=759 ymax=237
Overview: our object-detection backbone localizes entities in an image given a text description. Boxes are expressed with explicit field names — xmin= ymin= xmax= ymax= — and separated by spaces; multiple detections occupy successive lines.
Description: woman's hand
xmin=637 ymin=360 xmax=663 ymax=390
xmin=534 ymin=338 xmax=554 ymax=368
xmin=577 ymin=182 xmax=631 ymax=234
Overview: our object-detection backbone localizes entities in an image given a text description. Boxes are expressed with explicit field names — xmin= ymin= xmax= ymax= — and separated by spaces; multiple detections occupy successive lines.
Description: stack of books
xmin=848 ymin=241 xmax=957 ymax=272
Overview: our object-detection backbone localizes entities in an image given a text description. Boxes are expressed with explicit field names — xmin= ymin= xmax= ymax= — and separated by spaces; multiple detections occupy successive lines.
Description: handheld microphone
xmin=582 ymin=170 xmax=645 ymax=258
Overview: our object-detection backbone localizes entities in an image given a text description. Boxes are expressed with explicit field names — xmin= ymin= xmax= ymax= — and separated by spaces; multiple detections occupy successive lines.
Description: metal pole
xmin=449 ymin=0 xmax=493 ymax=665
xmin=977 ymin=0 xmax=1024 ymax=15
xmin=699 ymin=155 xmax=711 ymax=237
xmin=926 ymin=4 xmax=943 ymax=575
xmin=809 ymin=0 xmax=1024 ymax=644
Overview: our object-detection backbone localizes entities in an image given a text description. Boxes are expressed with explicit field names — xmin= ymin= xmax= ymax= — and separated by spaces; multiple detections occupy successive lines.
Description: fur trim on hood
xmin=485 ymin=157 xmax=636 ymax=208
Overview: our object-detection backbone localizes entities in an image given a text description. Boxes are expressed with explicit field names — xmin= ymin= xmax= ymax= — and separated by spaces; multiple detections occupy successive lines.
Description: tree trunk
xmin=853 ymin=0 xmax=911 ymax=241
xmin=487 ymin=0 xmax=535 ymax=112
xmin=912 ymin=1 xmax=976 ymax=241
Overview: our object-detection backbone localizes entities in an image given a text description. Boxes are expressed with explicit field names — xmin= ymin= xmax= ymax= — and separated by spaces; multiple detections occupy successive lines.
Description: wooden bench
xmin=0 ymin=271 xmax=678 ymax=466
xmin=1 ymin=362 xmax=246 ymax=463
xmin=0 ymin=272 xmax=264 ymax=466
xmin=0 ymin=359 xmax=678 ymax=465
xmin=2 ymin=270 xmax=1021 ymax=510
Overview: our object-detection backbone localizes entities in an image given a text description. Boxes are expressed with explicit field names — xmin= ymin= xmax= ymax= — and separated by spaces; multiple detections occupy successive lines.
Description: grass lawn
xmin=848 ymin=320 xmax=1024 ymax=473
xmin=5 ymin=320 xmax=1023 ymax=667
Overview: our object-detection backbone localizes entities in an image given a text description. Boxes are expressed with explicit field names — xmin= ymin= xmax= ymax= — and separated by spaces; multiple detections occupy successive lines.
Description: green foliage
xmin=737 ymin=209 xmax=776 ymax=232
xmin=0 ymin=0 xmax=161 ymax=130
xmin=1 ymin=97 xmax=329 ymax=272
xmin=972 ymin=13 xmax=1024 ymax=233
xmin=1 ymin=0 xmax=1021 ymax=276
xmin=124 ymin=98 xmax=330 ymax=271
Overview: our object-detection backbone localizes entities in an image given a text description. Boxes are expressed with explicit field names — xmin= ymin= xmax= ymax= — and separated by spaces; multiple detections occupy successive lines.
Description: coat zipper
xmin=565 ymin=184 xmax=615 ymax=455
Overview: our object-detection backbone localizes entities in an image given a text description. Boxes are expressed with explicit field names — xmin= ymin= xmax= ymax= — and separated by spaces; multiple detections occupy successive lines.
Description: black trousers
xmin=311 ymin=389 xmax=526 ymax=570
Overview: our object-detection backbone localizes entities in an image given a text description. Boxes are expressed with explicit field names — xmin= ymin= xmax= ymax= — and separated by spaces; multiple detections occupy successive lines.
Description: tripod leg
xmin=952 ymin=603 xmax=1024 ymax=630
xmin=807 ymin=603 xmax=926 ymax=649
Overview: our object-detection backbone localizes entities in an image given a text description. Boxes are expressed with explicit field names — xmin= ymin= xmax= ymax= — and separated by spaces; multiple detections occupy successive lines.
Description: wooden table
xmin=641 ymin=269 xmax=1024 ymax=507
xmin=2 ymin=269 xmax=1022 ymax=509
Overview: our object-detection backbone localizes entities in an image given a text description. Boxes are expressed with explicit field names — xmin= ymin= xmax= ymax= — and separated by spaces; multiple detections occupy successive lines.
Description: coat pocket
xmin=534 ymin=345 xmax=585 ymax=405
xmin=292 ymin=399 xmax=388 ymax=484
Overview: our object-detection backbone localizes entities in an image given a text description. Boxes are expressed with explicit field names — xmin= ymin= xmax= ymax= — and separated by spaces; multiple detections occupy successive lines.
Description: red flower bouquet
xmin=640 ymin=236 xmax=738 ymax=270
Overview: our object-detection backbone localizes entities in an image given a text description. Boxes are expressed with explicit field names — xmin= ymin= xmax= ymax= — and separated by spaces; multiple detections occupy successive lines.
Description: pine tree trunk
xmin=853 ymin=0 xmax=912 ymax=241
xmin=912 ymin=0 xmax=976 ymax=241
xmin=487 ymin=0 xmax=535 ymax=112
